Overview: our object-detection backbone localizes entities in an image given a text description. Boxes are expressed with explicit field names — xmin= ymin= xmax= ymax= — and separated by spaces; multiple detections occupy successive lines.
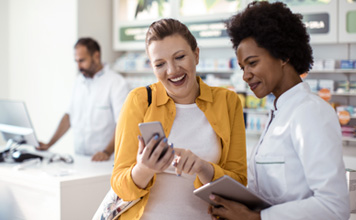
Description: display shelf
xmin=197 ymin=70 xmax=235 ymax=75
xmin=246 ymin=130 xmax=263 ymax=136
xmin=331 ymin=92 xmax=356 ymax=96
xmin=309 ymin=69 xmax=356 ymax=74
xmin=118 ymin=70 xmax=153 ymax=76
xmin=243 ymin=108 xmax=270 ymax=114
xmin=342 ymin=136 xmax=356 ymax=142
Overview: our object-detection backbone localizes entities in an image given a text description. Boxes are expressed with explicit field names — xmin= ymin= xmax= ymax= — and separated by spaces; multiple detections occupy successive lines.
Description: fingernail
xmin=209 ymin=194 xmax=215 ymax=200
xmin=163 ymin=138 xmax=167 ymax=143
xmin=154 ymin=135 xmax=159 ymax=140
xmin=172 ymin=150 xmax=175 ymax=154
xmin=170 ymin=143 xmax=174 ymax=148
xmin=177 ymin=174 xmax=181 ymax=177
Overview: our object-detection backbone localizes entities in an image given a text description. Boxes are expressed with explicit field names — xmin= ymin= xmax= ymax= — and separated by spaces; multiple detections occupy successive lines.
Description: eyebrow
xmin=239 ymin=55 xmax=258 ymax=66
xmin=152 ymin=50 xmax=185 ymax=63
xmin=243 ymin=55 xmax=258 ymax=63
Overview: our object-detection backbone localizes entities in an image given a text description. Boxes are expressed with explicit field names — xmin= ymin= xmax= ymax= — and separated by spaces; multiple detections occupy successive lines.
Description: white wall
xmin=312 ymin=43 xmax=356 ymax=60
xmin=0 ymin=0 xmax=9 ymax=100
xmin=8 ymin=0 xmax=77 ymax=153
xmin=77 ymin=0 xmax=121 ymax=64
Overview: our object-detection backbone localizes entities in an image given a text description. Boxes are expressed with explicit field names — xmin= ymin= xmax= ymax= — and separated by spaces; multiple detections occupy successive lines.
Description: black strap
xmin=146 ymin=85 xmax=152 ymax=107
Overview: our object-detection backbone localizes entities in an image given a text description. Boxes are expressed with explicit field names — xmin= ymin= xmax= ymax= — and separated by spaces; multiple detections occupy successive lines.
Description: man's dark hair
xmin=74 ymin=37 xmax=101 ymax=56
xmin=226 ymin=1 xmax=313 ymax=74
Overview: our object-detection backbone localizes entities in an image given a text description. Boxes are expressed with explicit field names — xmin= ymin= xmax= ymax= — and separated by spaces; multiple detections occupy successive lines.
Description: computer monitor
xmin=0 ymin=100 xmax=39 ymax=147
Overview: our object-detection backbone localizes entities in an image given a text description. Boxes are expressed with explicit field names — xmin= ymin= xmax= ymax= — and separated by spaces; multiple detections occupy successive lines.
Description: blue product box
xmin=340 ymin=60 xmax=354 ymax=69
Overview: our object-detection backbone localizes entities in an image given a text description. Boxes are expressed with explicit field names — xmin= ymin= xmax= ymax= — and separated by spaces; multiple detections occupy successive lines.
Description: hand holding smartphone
xmin=138 ymin=121 xmax=169 ymax=160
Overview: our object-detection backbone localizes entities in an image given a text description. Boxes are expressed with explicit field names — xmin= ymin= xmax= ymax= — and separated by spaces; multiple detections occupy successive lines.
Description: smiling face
xmin=237 ymin=37 xmax=292 ymax=99
xmin=147 ymin=34 xmax=200 ymax=104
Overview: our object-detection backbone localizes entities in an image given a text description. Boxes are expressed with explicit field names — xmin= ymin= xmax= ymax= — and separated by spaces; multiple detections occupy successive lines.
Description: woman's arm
xmin=111 ymin=89 xmax=151 ymax=200
xmin=195 ymin=91 xmax=247 ymax=188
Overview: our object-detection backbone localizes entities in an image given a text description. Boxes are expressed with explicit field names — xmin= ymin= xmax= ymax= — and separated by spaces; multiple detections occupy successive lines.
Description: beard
xmin=79 ymin=62 xmax=97 ymax=78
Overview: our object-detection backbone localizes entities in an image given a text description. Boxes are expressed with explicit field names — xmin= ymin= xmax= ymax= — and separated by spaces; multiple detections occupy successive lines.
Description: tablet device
xmin=193 ymin=175 xmax=272 ymax=211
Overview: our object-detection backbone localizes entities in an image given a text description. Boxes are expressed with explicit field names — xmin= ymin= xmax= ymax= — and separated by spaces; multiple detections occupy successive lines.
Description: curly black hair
xmin=226 ymin=1 xmax=313 ymax=75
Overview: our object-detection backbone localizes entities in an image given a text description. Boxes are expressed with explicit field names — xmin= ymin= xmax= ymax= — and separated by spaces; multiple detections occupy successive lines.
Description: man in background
xmin=37 ymin=37 xmax=130 ymax=161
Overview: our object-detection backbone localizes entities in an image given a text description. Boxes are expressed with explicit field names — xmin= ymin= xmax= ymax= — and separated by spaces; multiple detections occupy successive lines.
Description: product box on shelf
xmin=313 ymin=59 xmax=324 ymax=70
xmin=246 ymin=113 xmax=268 ymax=133
xmin=324 ymin=59 xmax=336 ymax=70
xmin=340 ymin=60 xmax=355 ymax=69
xmin=304 ymin=79 xmax=318 ymax=92
xmin=337 ymin=80 xmax=350 ymax=93
xmin=346 ymin=169 xmax=356 ymax=213
xmin=319 ymin=79 xmax=334 ymax=92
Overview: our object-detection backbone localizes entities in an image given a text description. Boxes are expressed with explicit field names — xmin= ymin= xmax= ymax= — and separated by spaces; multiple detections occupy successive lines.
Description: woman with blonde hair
xmin=111 ymin=18 xmax=247 ymax=219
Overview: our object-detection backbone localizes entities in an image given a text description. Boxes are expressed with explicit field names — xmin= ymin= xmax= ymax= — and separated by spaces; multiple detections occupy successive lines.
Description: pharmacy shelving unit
xmin=309 ymin=69 xmax=356 ymax=144
xmin=243 ymin=108 xmax=269 ymax=136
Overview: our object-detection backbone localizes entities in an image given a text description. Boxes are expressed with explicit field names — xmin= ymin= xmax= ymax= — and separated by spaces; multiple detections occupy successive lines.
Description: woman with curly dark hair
xmin=208 ymin=1 xmax=350 ymax=220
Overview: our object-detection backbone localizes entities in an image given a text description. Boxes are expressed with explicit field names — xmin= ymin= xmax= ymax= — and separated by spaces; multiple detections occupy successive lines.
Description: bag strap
xmin=146 ymin=85 xmax=152 ymax=107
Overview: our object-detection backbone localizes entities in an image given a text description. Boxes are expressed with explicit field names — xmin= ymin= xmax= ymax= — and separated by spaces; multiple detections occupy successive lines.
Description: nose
xmin=242 ymin=69 xmax=253 ymax=82
xmin=167 ymin=61 xmax=178 ymax=75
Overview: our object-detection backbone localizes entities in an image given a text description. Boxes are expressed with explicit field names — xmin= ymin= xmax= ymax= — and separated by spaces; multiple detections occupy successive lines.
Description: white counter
xmin=0 ymin=149 xmax=355 ymax=220
xmin=0 ymin=154 xmax=113 ymax=220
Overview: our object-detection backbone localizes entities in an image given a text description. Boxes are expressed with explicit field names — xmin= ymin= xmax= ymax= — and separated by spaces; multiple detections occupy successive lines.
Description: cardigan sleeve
xmin=111 ymin=87 xmax=156 ymax=201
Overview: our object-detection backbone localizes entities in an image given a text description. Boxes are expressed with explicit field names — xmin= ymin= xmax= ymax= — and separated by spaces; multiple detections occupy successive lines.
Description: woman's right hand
xmin=136 ymin=135 xmax=174 ymax=173
xmin=132 ymin=135 xmax=175 ymax=189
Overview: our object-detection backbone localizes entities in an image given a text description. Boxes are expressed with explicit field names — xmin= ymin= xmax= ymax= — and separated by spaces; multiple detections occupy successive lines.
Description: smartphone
xmin=138 ymin=121 xmax=168 ymax=160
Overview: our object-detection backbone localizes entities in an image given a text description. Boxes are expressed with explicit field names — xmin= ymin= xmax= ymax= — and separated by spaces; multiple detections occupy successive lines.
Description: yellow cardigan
xmin=111 ymin=77 xmax=247 ymax=220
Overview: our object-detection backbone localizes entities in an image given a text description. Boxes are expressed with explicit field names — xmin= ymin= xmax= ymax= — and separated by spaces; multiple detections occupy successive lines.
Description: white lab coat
xmin=248 ymin=82 xmax=350 ymax=220
xmin=67 ymin=65 xmax=130 ymax=156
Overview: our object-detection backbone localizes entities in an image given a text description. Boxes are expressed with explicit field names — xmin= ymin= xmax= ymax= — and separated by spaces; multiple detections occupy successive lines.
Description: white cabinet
xmin=339 ymin=0 xmax=356 ymax=43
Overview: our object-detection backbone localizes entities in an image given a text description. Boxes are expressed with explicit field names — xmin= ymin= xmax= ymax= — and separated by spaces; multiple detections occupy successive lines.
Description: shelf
xmin=246 ymin=130 xmax=263 ymax=135
xmin=309 ymin=69 xmax=356 ymax=74
xmin=243 ymin=108 xmax=270 ymax=114
xmin=246 ymin=134 xmax=356 ymax=141
xmin=118 ymin=70 xmax=153 ymax=76
xmin=313 ymin=91 xmax=356 ymax=97
xmin=342 ymin=137 xmax=356 ymax=142
xmin=330 ymin=92 xmax=356 ymax=97
xmin=197 ymin=70 xmax=235 ymax=75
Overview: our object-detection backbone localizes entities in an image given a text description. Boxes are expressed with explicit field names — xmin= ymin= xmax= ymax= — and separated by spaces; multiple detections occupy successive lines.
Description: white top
xmin=67 ymin=65 xmax=130 ymax=155
xmin=248 ymin=82 xmax=350 ymax=220
xmin=140 ymin=103 xmax=221 ymax=220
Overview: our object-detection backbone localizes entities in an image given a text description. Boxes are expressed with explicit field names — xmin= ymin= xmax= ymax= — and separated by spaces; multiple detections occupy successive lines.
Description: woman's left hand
xmin=208 ymin=194 xmax=261 ymax=220
xmin=173 ymin=148 xmax=213 ymax=184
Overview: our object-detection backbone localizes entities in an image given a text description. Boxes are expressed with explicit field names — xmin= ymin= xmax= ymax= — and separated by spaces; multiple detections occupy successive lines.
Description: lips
xmin=248 ymin=82 xmax=260 ymax=91
xmin=169 ymin=74 xmax=186 ymax=86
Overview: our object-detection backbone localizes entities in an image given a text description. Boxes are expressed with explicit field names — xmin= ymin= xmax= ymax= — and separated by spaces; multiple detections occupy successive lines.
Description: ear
xmin=194 ymin=47 xmax=200 ymax=65
xmin=281 ymin=58 xmax=289 ymax=66
xmin=93 ymin=51 xmax=101 ymax=63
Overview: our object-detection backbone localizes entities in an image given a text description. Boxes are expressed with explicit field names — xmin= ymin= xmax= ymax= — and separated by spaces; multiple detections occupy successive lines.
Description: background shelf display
xmin=114 ymin=0 xmax=355 ymax=50
xmin=113 ymin=0 xmax=241 ymax=51
xmin=305 ymin=67 xmax=356 ymax=144
xmin=112 ymin=0 xmax=356 ymax=148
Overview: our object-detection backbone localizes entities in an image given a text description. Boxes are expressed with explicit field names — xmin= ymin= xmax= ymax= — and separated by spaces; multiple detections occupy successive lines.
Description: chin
xmin=253 ymin=92 xmax=267 ymax=99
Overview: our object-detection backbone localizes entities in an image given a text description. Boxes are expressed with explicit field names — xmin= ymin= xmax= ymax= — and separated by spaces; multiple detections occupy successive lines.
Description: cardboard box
xmin=346 ymin=168 xmax=356 ymax=213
